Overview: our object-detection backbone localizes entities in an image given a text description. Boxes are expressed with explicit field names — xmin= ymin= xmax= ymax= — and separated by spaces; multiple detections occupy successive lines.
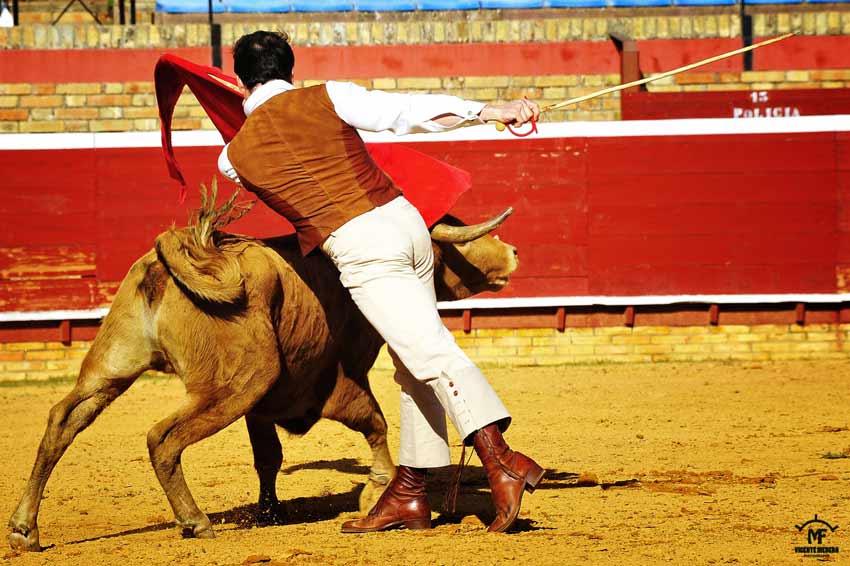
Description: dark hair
xmin=233 ymin=30 xmax=294 ymax=90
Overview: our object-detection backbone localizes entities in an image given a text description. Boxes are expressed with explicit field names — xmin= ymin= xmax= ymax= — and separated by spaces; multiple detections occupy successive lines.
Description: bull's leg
xmin=245 ymin=413 xmax=285 ymax=524
xmin=9 ymin=344 xmax=147 ymax=551
xmin=146 ymin=369 xmax=277 ymax=539
xmin=321 ymin=368 xmax=395 ymax=514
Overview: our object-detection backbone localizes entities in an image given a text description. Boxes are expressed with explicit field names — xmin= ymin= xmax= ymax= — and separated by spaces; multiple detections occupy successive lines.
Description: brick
xmin=172 ymin=119 xmax=201 ymax=130
xmin=0 ymin=122 xmax=18 ymax=133
xmin=64 ymin=95 xmax=87 ymax=107
xmin=557 ymin=344 xmax=594 ymax=355
xmin=397 ymin=78 xmax=442 ymax=90
xmin=372 ymin=78 xmax=396 ymax=90
xmin=0 ymin=96 xmax=19 ymax=108
xmin=88 ymin=94 xmax=132 ymax=107
xmin=56 ymin=83 xmax=102 ymax=95
xmin=125 ymin=82 xmax=155 ymax=94
xmin=55 ymin=107 xmax=99 ymax=120
xmin=90 ymin=119 xmax=134 ymax=132
xmin=29 ymin=108 xmax=55 ymax=120
xmin=612 ymin=335 xmax=652 ymax=345
xmin=104 ymin=82 xmax=124 ymax=94
xmin=464 ymin=76 xmax=510 ymax=89
xmin=3 ymin=361 xmax=46 ymax=371
xmin=0 ymin=351 xmax=24 ymax=361
xmin=64 ymin=120 xmax=89 ymax=132
xmin=33 ymin=84 xmax=56 ymax=95
xmin=491 ymin=336 xmax=533 ymax=347
xmin=0 ymin=84 xmax=32 ymax=95
xmin=515 ymin=328 xmax=553 ymax=337
xmin=124 ymin=107 xmax=160 ymax=119
xmin=46 ymin=360 xmax=77 ymax=371
xmin=594 ymin=345 xmax=633 ymax=355
xmin=26 ymin=350 xmax=66 ymax=361
xmin=19 ymin=95 xmax=63 ymax=108
xmin=19 ymin=121 xmax=64 ymax=133
xmin=0 ymin=109 xmax=28 ymax=121
xmin=99 ymin=107 xmax=123 ymax=119
xmin=786 ymin=71 xmax=810 ymax=82
xmin=131 ymin=93 xmax=156 ymax=106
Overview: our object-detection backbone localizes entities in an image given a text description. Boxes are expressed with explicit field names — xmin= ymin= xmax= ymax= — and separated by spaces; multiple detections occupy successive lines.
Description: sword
xmin=492 ymin=32 xmax=797 ymax=135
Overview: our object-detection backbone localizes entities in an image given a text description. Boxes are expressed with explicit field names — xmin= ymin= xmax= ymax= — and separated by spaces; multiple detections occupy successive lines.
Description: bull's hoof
xmin=8 ymin=526 xmax=42 ymax=552
xmin=178 ymin=518 xmax=214 ymax=539
xmin=358 ymin=478 xmax=390 ymax=515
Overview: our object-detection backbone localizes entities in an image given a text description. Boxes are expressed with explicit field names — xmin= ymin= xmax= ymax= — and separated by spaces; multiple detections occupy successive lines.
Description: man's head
xmin=233 ymin=30 xmax=294 ymax=90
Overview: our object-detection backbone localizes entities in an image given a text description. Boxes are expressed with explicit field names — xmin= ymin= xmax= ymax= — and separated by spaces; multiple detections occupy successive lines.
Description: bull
xmin=8 ymin=189 xmax=519 ymax=551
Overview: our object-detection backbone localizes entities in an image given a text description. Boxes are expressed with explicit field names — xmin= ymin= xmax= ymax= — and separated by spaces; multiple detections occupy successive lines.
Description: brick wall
xmin=2 ymin=323 xmax=847 ymax=381
xmin=4 ymin=69 xmax=849 ymax=133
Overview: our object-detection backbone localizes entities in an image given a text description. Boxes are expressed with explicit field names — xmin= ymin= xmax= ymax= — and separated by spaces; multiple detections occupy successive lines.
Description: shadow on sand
xmin=64 ymin=459 xmax=634 ymax=546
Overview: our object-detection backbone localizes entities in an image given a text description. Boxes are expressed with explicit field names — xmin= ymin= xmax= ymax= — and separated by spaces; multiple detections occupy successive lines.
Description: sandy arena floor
xmin=2 ymin=360 xmax=850 ymax=565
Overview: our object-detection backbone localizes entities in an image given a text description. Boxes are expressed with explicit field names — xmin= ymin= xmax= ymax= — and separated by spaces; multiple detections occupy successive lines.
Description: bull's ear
xmin=430 ymin=207 xmax=513 ymax=243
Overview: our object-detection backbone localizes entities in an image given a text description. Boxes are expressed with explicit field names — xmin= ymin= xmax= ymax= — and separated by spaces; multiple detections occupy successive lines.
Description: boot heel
xmin=403 ymin=518 xmax=432 ymax=530
xmin=524 ymin=463 xmax=545 ymax=494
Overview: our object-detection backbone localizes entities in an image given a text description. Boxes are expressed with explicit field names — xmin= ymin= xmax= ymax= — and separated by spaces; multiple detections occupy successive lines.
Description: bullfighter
xmin=217 ymin=30 xmax=544 ymax=534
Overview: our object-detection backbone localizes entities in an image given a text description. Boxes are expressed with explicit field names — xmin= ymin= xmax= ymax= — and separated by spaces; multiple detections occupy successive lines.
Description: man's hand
xmin=479 ymin=98 xmax=541 ymax=126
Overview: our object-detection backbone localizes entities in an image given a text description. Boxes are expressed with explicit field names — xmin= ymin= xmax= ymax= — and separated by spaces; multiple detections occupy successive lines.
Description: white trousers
xmin=321 ymin=196 xmax=511 ymax=468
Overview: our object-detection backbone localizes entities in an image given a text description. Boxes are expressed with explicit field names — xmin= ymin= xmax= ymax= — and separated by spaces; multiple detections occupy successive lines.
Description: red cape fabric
xmin=154 ymin=54 xmax=471 ymax=227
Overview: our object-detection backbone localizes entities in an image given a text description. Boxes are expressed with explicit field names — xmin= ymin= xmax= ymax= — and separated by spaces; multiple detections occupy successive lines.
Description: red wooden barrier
xmin=1 ymin=127 xmax=847 ymax=312
xmin=622 ymin=88 xmax=850 ymax=120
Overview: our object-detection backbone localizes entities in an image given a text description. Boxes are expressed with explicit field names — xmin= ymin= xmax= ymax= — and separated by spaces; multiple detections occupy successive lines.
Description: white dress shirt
xmin=217 ymin=79 xmax=486 ymax=185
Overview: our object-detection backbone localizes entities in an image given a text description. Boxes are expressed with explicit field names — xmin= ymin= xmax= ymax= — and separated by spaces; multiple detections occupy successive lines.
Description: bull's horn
xmin=429 ymin=207 xmax=514 ymax=243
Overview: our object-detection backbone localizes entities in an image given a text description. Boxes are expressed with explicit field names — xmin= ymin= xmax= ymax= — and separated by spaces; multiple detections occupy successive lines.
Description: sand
xmin=3 ymin=360 xmax=849 ymax=565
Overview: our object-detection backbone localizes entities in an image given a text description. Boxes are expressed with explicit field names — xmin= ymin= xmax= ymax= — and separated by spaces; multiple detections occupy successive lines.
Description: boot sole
xmin=341 ymin=517 xmax=431 ymax=534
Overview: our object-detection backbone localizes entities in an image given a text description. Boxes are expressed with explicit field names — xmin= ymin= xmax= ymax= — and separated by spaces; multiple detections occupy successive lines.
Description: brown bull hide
xmin=8 ymin=216 xmax=518 ymax=552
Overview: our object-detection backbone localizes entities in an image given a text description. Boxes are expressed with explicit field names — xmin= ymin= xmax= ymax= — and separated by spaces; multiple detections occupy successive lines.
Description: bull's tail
xmin=154 ymin=179 xmax=254 ymax=305
xmin=155 ymin=228 xmax=246 ymax=304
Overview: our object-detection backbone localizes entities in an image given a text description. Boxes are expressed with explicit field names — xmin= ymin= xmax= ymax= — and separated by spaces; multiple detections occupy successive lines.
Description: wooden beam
xmin=59 ymin=320 xmax=72 ymax=345
xmin=624 ymin=306 xmax=635 ymax=327
xmin=556 ymin=306 xmax=566 ymax=332
xmin=708 ymin=304 xmax=719 ymax=326
xmin=795 ymin=303 xmax=806 ymax=326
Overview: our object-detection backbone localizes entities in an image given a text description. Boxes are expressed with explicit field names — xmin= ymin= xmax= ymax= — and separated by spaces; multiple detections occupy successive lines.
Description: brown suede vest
xmin=227 ymin=85 xmax=401 ymax=255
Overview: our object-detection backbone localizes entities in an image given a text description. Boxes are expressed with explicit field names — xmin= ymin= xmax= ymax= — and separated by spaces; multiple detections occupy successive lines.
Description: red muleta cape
xmin=154 ymin=53 xmax=471 ymax=228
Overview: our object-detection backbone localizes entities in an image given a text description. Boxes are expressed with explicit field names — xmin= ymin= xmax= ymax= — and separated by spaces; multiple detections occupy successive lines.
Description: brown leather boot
xmin=341 ymin=466 xmax=431 ymax=533
xmin=473 ymin=424 xmax=545 ymax=533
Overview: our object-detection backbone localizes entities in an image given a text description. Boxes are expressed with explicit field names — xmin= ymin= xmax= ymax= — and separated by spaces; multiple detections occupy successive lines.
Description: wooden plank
xmin=589 ymin=203 xmax=836 ymax=237
xmin=589 ymin=134 xmax=838 ymax=176
xmin=0 ymin=246 xmax=97 ymax=280
xmin=587 ymin=264 xmax=838 ymax=295
xmin=588 ymin=171 xmax=838 ymax=207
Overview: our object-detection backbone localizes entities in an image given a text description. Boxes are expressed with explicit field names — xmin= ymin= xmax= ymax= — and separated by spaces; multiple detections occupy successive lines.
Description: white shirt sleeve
xmin=325 ymin=81 xmax=486 ymax=135
xmin=218 ymin=144 xmax=242 ymax=185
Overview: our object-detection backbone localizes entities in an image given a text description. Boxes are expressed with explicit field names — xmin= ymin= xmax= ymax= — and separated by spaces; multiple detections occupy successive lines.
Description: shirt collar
xmin=243 ymin=79 xmax=295 ymax=116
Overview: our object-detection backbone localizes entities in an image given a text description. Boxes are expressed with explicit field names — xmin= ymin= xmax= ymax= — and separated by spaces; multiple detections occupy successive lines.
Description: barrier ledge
xmin=2 ymin=115 xmax=850 ymax=151
xmin=2 ymin=295 xmax=849 ymax=323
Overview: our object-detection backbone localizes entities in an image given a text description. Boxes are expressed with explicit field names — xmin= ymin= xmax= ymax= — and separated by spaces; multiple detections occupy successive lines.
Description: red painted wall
xmin=1 ymin=131 xmax=846 ymax=311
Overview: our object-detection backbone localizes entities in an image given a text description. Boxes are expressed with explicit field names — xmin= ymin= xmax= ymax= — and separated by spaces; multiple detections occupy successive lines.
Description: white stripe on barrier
xmin=0 ymin=308 xmax=110 ymax=322
xmin=2 ymin=294 xmax=848 ymax=322
xmin=2 ymin=115 xmax=850 ymax=151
